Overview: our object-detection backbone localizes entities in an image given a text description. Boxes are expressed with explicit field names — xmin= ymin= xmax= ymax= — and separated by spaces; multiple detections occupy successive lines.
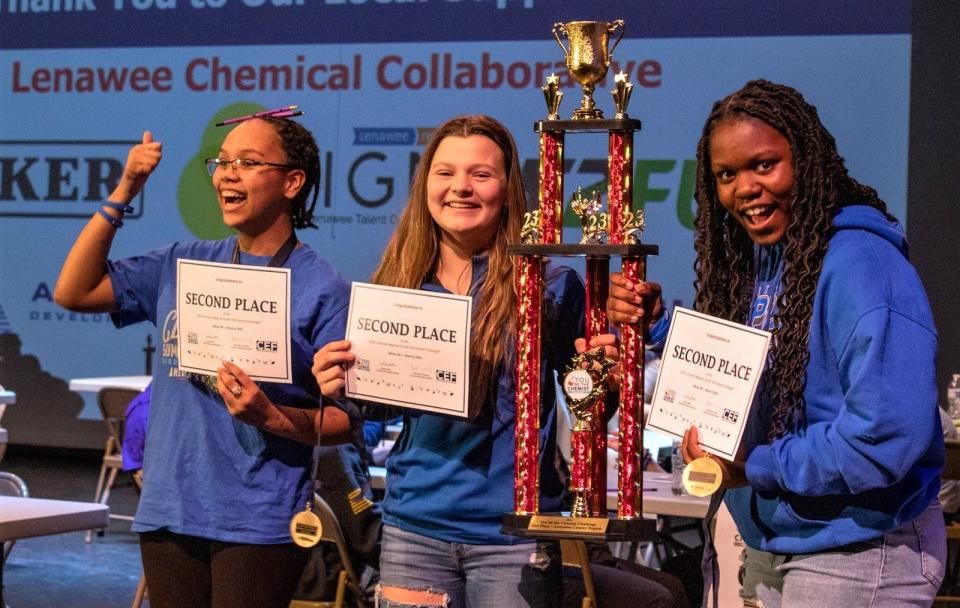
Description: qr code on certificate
xmin=356 ymin=358 xmax=370 ymax=371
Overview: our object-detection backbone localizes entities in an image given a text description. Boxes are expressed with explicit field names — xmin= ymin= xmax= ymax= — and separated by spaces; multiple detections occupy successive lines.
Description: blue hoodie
xmin=726 ymin=205 xmax=942 ymax=554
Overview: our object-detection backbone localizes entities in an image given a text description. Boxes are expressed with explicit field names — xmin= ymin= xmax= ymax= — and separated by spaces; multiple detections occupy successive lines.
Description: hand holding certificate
xmin=342 ymin=282 xmax=472 ymax=418
xmin=647 ymin=307 xmax=771 ymax=464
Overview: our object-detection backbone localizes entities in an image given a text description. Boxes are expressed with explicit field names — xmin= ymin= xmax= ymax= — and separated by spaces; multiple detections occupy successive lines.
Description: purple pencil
xmin=216 ymin=105 xmax=299 ymax=127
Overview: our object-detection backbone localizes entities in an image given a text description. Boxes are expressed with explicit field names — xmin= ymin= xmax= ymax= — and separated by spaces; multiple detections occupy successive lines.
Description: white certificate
xmin=176 ymin=259 xmax=292 ymax=383
xmin=345 ymin=282 xmax=471 ymax=417
xmin=647 ymin=307 xmax=771 ymax=460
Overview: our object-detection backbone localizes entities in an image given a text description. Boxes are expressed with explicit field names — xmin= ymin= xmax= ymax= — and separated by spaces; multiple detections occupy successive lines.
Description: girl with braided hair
xmin=608 ymin=80 xmax=944 ymax=606
xmin=55 ymin=115 xmax=353 ymax=607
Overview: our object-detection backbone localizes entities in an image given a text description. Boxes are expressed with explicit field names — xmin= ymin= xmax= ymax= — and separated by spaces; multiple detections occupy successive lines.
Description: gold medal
xmin=682 ymin=455 xmax=723 ymax=497
xmin=289 ymin=503 xmax=322 ymax=548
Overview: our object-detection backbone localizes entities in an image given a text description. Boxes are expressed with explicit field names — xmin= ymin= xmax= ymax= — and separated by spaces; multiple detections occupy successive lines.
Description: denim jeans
xmin=740 ymin=500 xmax=946 ymax=607
xmin=377 ymin=525 xmax=562 ymax=608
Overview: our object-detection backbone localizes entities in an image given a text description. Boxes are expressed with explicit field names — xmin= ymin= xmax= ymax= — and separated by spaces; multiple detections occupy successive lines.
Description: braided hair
xmin=693 ymin=79 xmax=892 ymax=440
xmin=260 ymin=116 xmax=320 ymax=229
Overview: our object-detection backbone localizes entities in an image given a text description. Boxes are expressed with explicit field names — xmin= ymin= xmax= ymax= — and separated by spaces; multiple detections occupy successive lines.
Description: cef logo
xmin=256 ymin=340 xmax=278 ymax=352
xmin=436 ymin=369 xmax=457 ymax=383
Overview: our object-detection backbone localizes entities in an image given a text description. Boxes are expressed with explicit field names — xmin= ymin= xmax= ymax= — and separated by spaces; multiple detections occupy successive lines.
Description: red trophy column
xmin=513 ymin=256 xmax=542 ymax=514
xmin=513 ymin=130 xmax=563 ymax=515
xmin=584 ymin=257 xmax=609 ymax=516
xmin=608 ymin=129 xmax=645 ymax=518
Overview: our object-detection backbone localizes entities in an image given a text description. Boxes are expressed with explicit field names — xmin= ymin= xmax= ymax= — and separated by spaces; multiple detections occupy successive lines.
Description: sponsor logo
xmin=0 ymin=140 xmax=143 ymax=218
xmin=353 ymin=128 xmax=416 ymax=146
xmin=436 ymin=369 xmax=457 ymax=383
xmin=256 ymin=340 xmax=278 ymax=352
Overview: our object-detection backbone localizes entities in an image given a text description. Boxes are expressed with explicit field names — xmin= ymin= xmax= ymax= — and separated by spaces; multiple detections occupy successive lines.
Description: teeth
xmin=744 ymin=206 xmax=770 ymax=217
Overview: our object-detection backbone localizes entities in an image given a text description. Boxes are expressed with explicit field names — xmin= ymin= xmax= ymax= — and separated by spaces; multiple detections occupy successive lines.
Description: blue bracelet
xmin=102 ymin=201 xmax=135 ymax=214
xmin=97 ymin=207 xmax=124 ymax=228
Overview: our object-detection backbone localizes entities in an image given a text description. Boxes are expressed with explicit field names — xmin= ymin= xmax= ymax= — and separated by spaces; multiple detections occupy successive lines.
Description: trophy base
xmin=501 ymin=512 xmax=657 ymax=542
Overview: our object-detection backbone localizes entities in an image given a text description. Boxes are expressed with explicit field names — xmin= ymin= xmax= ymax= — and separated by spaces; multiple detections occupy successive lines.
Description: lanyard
xmin=231 ymin=231 xmax=298 ymax=268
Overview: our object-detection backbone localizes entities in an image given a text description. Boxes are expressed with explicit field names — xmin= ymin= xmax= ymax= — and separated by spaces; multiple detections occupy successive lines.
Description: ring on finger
xmin=231 ymin=384 xmax=243 ymax=398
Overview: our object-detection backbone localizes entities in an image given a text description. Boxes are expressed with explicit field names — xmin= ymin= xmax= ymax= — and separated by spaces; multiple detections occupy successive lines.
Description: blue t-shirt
xmin=381 ymin=258 xmax=585 ymax=545
xmin=108 ymin=237 xmax=350 ymax=544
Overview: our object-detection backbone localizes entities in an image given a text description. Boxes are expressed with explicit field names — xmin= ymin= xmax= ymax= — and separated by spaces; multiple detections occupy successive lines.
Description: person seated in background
xmin=560 ymin=348 xmax=689 ymax=608
xmin=294 ymin=426 xmax=382 ymax=607
xmin=120 ymin=382 xmax=152 ymax=487
xmin=362 ymin=416 xmax=402 ymax=467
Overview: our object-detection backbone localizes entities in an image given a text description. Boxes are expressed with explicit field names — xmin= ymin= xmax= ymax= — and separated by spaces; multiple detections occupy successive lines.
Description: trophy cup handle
xmin=552 ymin=22 xmax=569 ymax=58
xmin=608 ymin=19 xmax=625 ymax=56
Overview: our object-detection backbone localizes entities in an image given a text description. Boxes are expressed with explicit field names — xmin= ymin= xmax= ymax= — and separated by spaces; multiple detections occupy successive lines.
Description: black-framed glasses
xmin=204 ymin=157 xmax=297 ymax=176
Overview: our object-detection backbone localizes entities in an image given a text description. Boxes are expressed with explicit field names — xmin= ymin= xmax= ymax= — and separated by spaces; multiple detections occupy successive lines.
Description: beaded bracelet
xmin=97 ymin=201 xmax=135 ymax=228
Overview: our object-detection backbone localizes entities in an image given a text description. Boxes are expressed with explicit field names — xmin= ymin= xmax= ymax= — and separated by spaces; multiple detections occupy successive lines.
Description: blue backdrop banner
xmin=0 ymin=2 xmax=911 ymax=447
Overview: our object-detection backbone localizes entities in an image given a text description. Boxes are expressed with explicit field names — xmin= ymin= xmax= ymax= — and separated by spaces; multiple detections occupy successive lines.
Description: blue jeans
xmin=377 ymin=525 xmax=562 ymax=608
xmin=740 ymin=500 xmax=946 ymax=607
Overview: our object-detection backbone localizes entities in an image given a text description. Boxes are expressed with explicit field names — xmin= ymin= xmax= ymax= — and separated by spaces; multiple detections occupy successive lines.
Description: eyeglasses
xmin=204 ymin=157 xmax=297 ymax=176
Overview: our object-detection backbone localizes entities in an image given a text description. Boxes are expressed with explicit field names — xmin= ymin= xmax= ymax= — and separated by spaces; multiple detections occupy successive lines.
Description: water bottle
xmin=948 ymin=374 xmax=960 ymax=420
xmin=671 ymin=439 xmax=687 ymax=495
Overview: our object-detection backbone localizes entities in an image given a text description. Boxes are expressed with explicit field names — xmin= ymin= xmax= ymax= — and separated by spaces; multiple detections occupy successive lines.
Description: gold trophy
xmin=562 ymin=349 xmax=617 ymax=517
xmin=570 ymin=188 xmax=608 ymax=245
xmin=553 ymin=20 xmax=625 ymax=119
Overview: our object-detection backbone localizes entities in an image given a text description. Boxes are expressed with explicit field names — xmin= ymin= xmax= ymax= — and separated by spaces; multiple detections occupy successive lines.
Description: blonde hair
xmin=371 ymin=115 xmax=526 ymax=417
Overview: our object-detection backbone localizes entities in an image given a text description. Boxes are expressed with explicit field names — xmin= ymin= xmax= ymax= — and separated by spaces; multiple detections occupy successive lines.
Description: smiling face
xmin=213 ymin=119 xmax=304 ymax=243
xmin=709 ymin=117 xmax=795 ymax=246
xmin=426 ymin=135 xmax=507 ymax=253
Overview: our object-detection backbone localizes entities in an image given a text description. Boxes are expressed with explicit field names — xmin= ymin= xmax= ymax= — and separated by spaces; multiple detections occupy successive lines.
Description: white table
xmin=366 ymin=468 xmax=708 ymax=520
xmin=0 ymin=495 xmax=110 ymax=605
xmin=68 ymin=376 xmax=151 ymax=393
xmin=607 ymin=472 xmax=710 ymax=519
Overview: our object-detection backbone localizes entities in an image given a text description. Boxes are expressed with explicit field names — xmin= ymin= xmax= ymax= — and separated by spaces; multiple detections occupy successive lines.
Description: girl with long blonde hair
xmin=313 ymin=115 xmax=585 ymax=607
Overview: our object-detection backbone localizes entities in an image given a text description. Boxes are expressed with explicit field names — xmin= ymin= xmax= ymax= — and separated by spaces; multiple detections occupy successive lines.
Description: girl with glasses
xmin=54 ymin=116 xmax=354 ymax=608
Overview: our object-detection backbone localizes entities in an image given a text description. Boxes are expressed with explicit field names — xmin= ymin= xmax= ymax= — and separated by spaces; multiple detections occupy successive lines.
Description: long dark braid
xmin=693 ymin=80 xmax=892 ymax=440
xmin=261 ymin=116 xmax=320 ymax=229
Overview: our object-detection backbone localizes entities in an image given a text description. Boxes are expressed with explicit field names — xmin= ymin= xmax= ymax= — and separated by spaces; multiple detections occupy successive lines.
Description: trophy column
xmin=513 ymin=255 xmax=542 ymax=515
xmin=513 ymin=121 xmax=564 ymax=515
xmin=608 ymin=126 xmax=646 ymax=519
xmin=584 ymin=256 xmax=609 ymax=517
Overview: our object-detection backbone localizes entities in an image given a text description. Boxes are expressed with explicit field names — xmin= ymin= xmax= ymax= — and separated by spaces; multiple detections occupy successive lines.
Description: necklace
xmin=437 ymin=258 xmax=472 ymax=295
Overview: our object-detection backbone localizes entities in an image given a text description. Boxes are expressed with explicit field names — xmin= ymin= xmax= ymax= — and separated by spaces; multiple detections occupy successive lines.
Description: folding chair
xmin=560 ymin=539 xmax=600 ymax=608
xmin=0 ymin=471 xmax=29 ymax=565
xmin=86 ymin=387 xmax=140 ymax=542
xmin=289 ymin=493 xmax=365 ymax=608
